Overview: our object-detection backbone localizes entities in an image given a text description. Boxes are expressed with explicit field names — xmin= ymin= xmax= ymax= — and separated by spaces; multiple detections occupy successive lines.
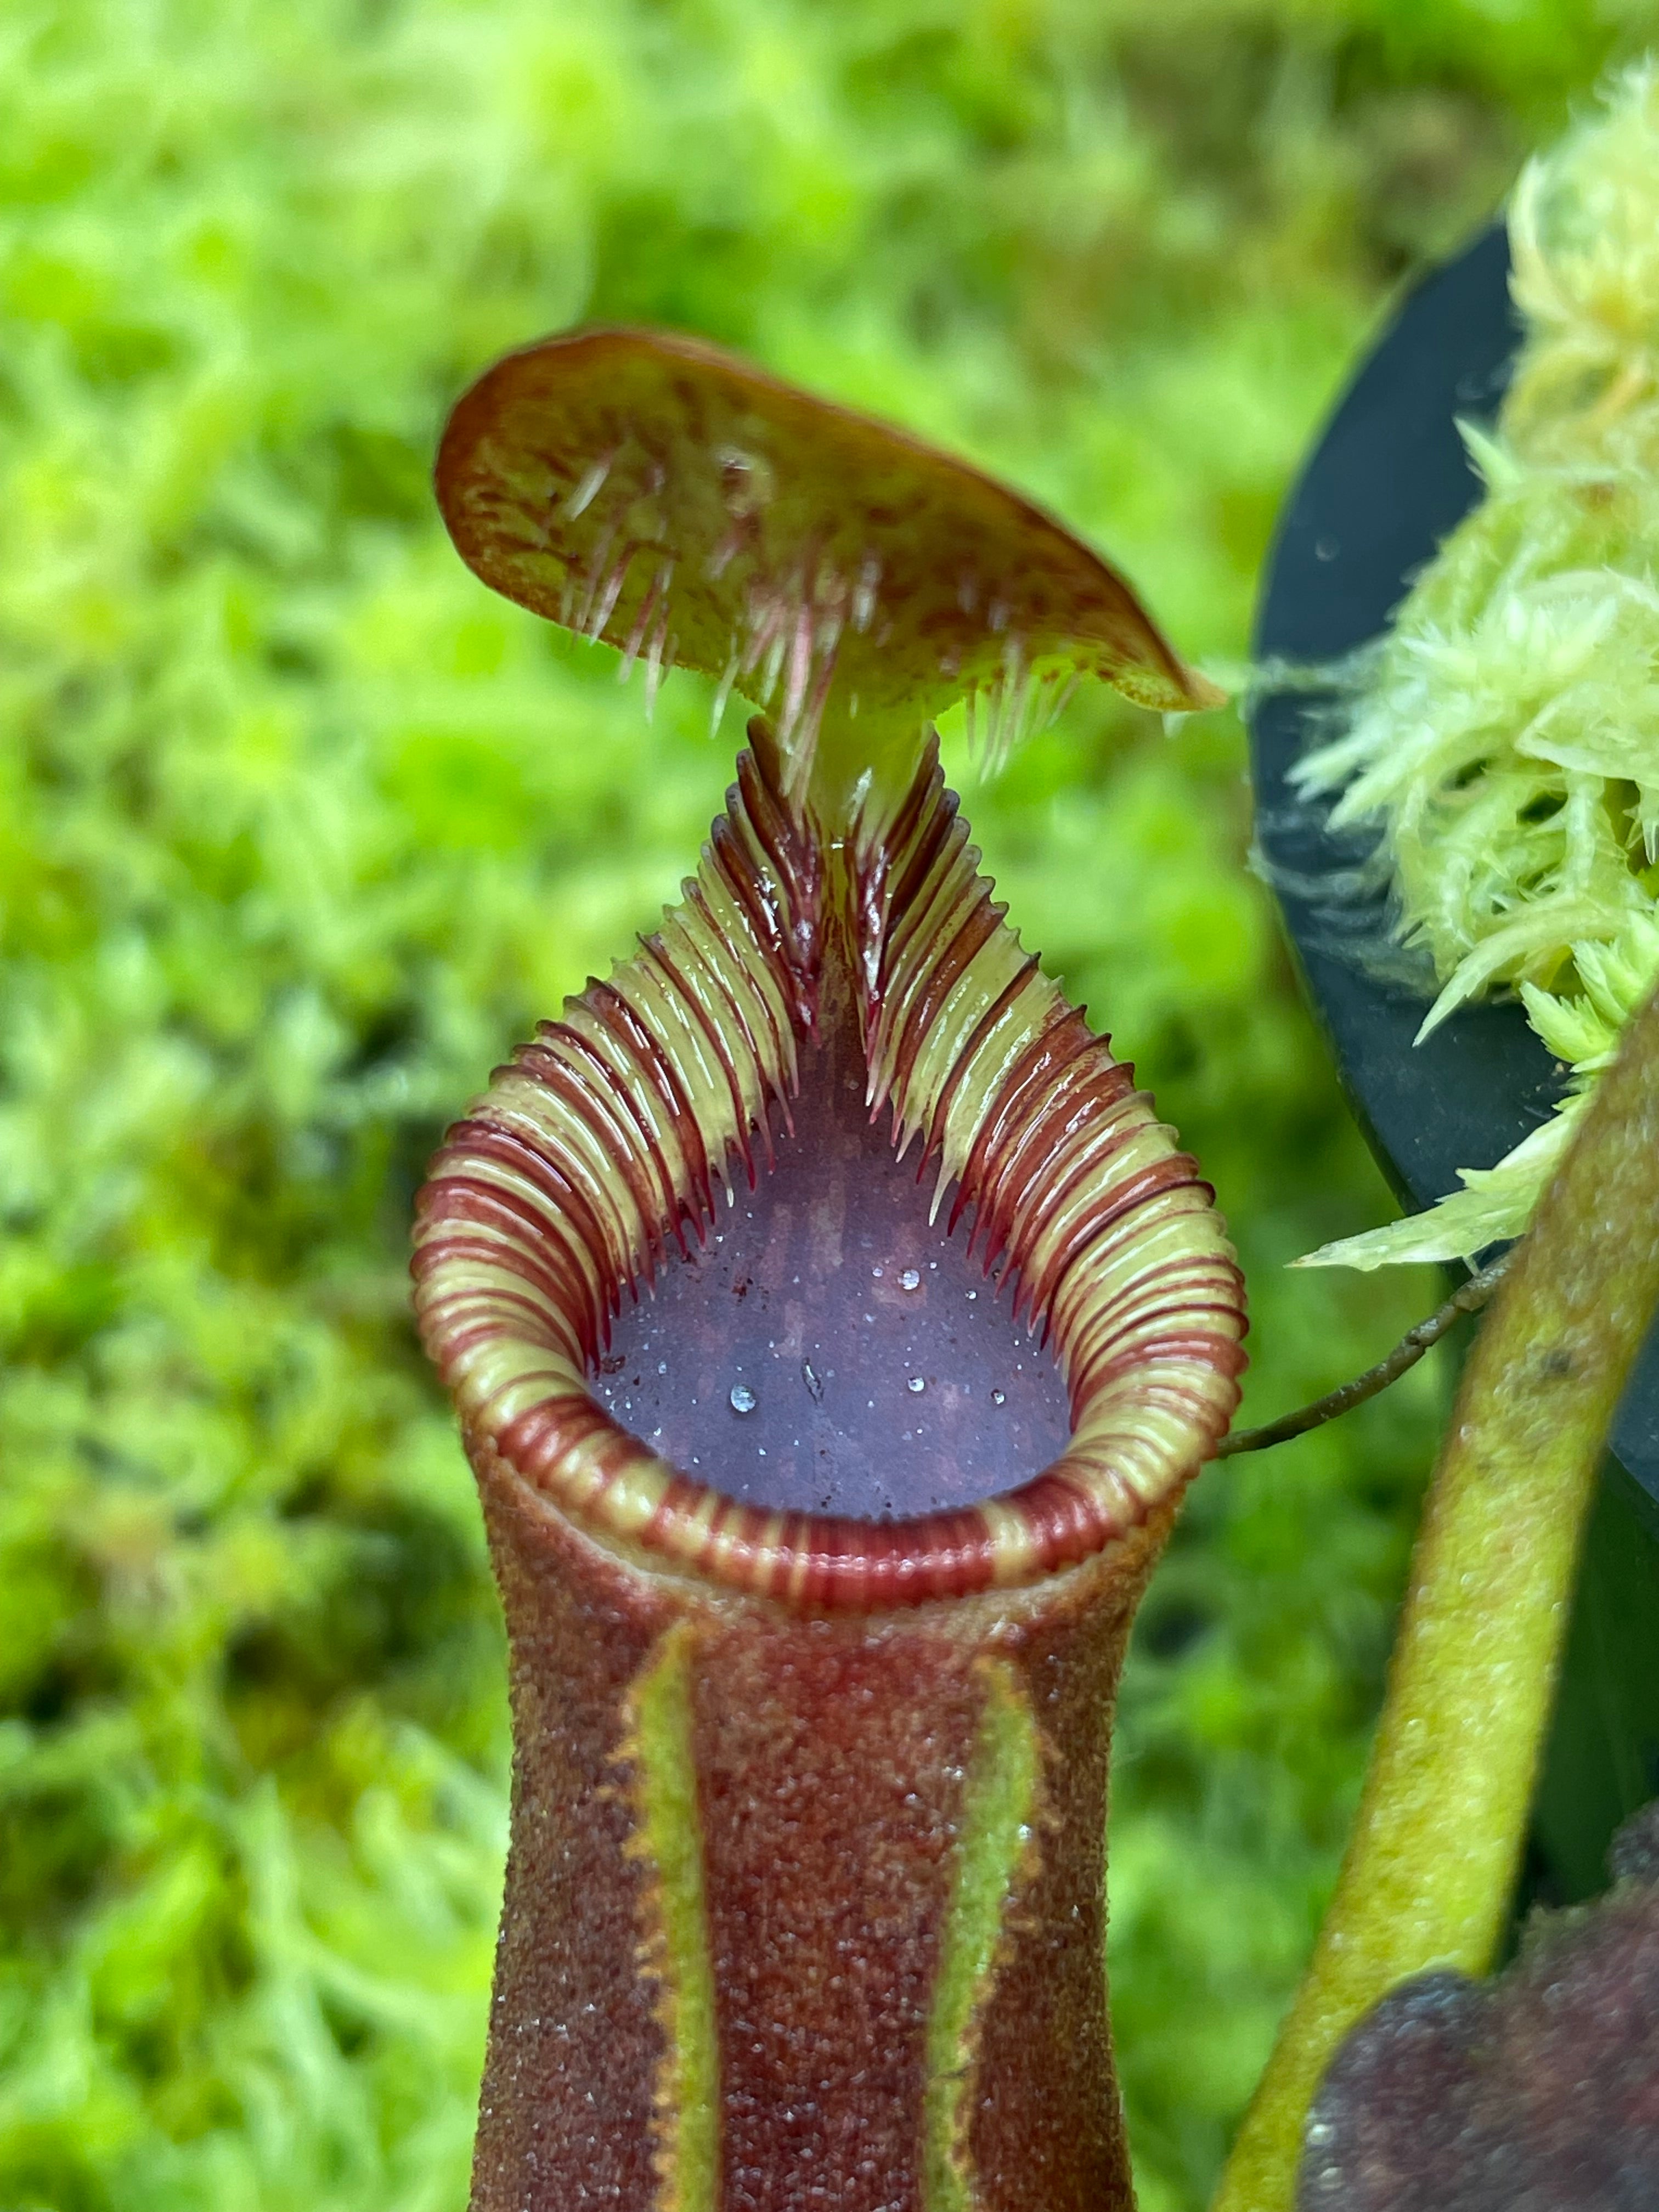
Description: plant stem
xmin=1217 ymin=1250 xmax=1512 ymax=1457
xmin=1211 ymin=975 xmax=1659 ymax=2212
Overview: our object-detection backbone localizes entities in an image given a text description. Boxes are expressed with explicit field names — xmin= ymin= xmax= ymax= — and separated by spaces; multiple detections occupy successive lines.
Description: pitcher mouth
xmin=581 ymin=968 xmax=1078 ymax=1528
xmin=413 ymin=732 xmax=1246 ymax=1614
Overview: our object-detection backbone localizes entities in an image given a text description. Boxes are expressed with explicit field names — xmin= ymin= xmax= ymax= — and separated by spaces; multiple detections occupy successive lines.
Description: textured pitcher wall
xmin=470 ymin=1440 xmax=1170 ymax=2211
xmin=414 ymin=329 xmax=1247 ymax=2211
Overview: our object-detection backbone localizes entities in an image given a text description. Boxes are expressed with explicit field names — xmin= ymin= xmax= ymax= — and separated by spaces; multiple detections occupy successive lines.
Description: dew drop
xmin=991 ymin=1389 xmax=1006 ymax=1407
xmin=898 ymin=1267 xmax=921 ymax=1291
xmin=907 ymin=1376 xmax=926 ymax=1395
xmin=730 ymin=1383 xmax=758 ymax=1415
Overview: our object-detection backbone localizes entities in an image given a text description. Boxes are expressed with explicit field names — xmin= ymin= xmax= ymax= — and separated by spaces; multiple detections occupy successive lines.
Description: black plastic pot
xmin=1249 ymin=225 xmax=1659 ymax=1899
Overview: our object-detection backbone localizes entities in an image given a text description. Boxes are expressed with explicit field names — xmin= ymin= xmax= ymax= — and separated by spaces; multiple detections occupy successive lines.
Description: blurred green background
xmin=0 ymin=3 xmax=1644 ymax=2208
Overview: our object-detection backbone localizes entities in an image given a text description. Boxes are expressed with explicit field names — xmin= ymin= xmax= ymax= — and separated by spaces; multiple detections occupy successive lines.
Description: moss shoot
xmin=1297 ymin=64 xmax=1659 ymax=1272
xmin=0 ymin=5 xmax=1634 ymax=2209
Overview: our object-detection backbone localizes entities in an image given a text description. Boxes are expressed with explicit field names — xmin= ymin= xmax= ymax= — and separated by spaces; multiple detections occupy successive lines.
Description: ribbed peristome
xmin=413 ymin=731 xmax=1245 ymax=1612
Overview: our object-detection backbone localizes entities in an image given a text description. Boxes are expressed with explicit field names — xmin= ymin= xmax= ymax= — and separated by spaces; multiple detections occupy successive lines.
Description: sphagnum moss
xmin=1297 ymin=63 xmax=1659 ymax=1273
xmin=0 ymin=5 xmax=1630 ymax=2210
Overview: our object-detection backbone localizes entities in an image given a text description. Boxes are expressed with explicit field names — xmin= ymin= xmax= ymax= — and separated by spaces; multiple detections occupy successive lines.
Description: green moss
xmin=1298 ymin=64 xmax=1659 ymax=1271
xmin=0 ymin=4 xmax=1630 ymax=2207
